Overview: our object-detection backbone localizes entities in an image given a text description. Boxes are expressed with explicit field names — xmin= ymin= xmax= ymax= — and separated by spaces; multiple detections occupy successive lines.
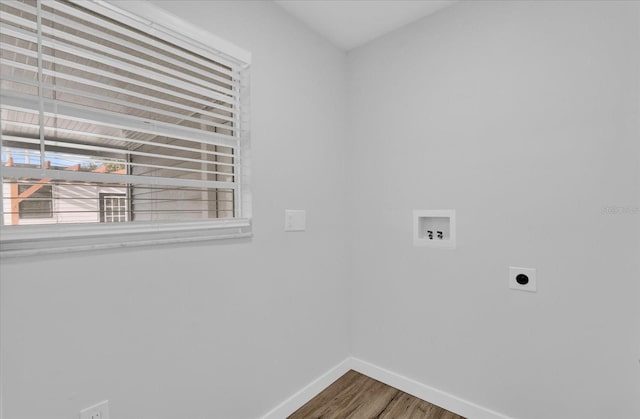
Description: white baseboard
xmin=349 ymin=357 xmax=513 ymax=419
xmin=260 ymin=358 xmax=353 ymax=419
xmin=260 ymin=357 xmax=512 ymax=419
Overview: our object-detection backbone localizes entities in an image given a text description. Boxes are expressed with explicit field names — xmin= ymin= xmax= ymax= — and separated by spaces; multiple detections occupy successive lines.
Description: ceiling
xmin=274 ymin=0 xmax=458 ymax=51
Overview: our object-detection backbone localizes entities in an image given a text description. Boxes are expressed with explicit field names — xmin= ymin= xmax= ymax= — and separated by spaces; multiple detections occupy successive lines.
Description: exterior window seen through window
xmin=99 ymin=193 xmax=128 ymax=223
xmin=16 ymin=183 xmax=53 ymax=220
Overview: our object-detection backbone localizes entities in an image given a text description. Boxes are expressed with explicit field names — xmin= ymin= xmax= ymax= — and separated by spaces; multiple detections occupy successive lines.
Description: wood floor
xmin=288 ymin=370 xmax=466 ymax=419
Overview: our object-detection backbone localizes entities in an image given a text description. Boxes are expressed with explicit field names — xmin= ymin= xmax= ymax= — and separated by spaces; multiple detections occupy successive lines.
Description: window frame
xmin=0 ymin=0 xmax=252 ymax=257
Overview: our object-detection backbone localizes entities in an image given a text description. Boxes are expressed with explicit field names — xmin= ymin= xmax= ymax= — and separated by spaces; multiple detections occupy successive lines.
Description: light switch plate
xmin=509 ymin=267 xmax=537 ymax=292
xmin=285 ymin=210 xmax=306 ymax=231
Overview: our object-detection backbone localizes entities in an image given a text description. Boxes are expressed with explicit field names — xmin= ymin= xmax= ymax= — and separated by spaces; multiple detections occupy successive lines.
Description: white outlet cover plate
xmin=79 ymin=400 xmax=110 ymax=419
xmin=284 ymin=209 xmax=306 ymax=232
xmin=509 ymin=267 xmax=537 ymax=292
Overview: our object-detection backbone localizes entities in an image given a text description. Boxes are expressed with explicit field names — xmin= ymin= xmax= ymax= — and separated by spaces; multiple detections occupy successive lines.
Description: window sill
xmin=0 ymin=219 xmax=252 ymax=258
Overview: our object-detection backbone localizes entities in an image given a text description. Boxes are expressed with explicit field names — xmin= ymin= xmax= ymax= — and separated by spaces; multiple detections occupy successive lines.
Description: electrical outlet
xmin=509 ymin=267 xmax=537 ymax=292
xmin=79 ymin=400 xmax=110 ymax=419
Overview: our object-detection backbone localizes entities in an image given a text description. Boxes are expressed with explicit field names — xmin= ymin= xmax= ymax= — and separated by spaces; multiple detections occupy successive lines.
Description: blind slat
xmin=0 ymin=56 xmax=237 ymax=124
xmin=40 ymin=26 xmax=239 ymax=107
xmin=39 ymin=10 xmax=238 ymax=96
xmin=6 ymin=0 xmax=239 ymax=92
xmin=2 ymin=135 xmax=236 ymax=174
xmin=2 ymin=92 xmax=239 ymax=147
xmin=1 ymin=24 xmax=239 ymax=114
xmin=3 ymin=2 xmax=238 ymax=95
xmin=2 ymin=120 xmax=235 ymax=159
xmin=3 ymin=166 xmax=236 ymax=190
xmin=63 ymin=0 xmax=242 ymax=76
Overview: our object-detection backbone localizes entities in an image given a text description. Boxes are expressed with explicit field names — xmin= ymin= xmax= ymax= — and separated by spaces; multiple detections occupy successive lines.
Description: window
xmin=99 ymin=193 xmax=127 ymax=223
xmin=17 ymin=182 xmax=53 ymax=219
xmin=0 ymin=0 xmax=251 ymax=256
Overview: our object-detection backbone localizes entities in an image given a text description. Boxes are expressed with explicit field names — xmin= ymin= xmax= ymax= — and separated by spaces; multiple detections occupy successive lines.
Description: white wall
xmin=0 ymin=2 xmax=349 ymax=418
xmin=347 ymin=1 xmax=640 ymax=419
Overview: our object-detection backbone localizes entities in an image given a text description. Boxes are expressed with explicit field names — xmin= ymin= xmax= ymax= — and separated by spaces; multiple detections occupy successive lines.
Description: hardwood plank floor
xmin=288 ymin=370 xmax=466 ymax=419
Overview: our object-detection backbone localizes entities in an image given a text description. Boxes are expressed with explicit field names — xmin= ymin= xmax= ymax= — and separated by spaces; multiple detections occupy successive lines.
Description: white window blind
xmin=0 ymin=0 xmax=251 ymax=255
